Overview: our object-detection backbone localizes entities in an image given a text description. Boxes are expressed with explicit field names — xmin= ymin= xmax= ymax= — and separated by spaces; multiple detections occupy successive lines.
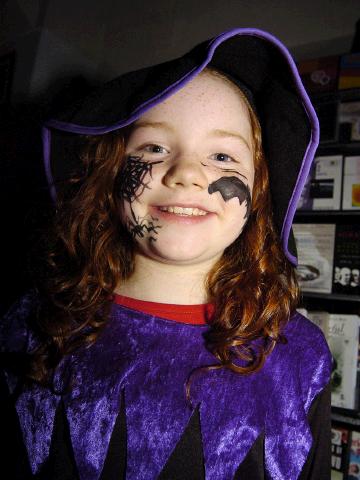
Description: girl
xmin=1 ymin=28 xmax=331 ymax=480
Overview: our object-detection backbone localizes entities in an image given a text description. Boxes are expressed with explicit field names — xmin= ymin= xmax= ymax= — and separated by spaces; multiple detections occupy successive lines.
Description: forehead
xmin=136 ymin=71 xmax=251 ymax=125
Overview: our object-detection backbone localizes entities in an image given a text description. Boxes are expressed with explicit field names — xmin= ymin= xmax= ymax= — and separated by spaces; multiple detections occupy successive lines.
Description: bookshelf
xmin=332 ymin=407 xmax=360 ymax=431
xmin=294 ymin=89 xmax=360 ymax=448
xmin=296 ymin=210 xmax=360 ymax=217
xmin=301 ymin=291 xmax=360 ymax=303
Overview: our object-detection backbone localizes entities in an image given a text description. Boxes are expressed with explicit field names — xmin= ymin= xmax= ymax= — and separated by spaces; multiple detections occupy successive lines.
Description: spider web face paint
xmin=116 ymin=155 xmax=163 ymax=241
xmin=117 ymin=155 xmax=163 ymax=207
xmin=208 ymin=176 xmax=251 ymax=219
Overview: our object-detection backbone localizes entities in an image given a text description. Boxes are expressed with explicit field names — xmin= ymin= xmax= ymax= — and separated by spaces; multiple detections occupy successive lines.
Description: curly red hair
xmin=26 ymin=69 xmax=299 ymax=388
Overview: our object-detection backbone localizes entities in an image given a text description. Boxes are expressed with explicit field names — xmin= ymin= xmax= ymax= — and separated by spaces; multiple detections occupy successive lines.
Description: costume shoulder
xmin=0 ymin=290 xmax=40 ymax=355
xmin=282 ymin=311 xmax=332 ymax=411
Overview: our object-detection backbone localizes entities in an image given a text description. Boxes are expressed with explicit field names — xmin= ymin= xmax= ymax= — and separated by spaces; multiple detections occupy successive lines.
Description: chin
xmin=144 ymin=240 xmax=220 ymax=266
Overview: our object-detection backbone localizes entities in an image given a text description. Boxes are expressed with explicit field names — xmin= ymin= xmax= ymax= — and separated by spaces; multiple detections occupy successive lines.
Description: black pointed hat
xmin=42 ymin=28 xmax=319 ymax=265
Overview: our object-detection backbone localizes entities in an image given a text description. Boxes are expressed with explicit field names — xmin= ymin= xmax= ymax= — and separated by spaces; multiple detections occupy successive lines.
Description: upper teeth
xmin=159 ymin=206 xmax=208 ymax=216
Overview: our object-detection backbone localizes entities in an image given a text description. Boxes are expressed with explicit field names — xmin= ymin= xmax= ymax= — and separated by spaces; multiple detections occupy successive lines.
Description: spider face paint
xmin=117 ymin=155 xmax=163 ymax=241
xmin=126 ymin=214 xmax=161 ymax=242
xmin=208 ymin=176 xmax=251 ymax=219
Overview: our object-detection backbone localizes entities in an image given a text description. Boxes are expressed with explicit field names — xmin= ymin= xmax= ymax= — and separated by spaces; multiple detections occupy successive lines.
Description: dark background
xmin=0 ymin=0 xmax=359 ymax=313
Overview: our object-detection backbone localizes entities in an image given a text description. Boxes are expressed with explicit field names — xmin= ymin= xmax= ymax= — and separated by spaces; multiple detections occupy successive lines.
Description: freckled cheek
xmin=222 ymin=190 xmax=252 ymax=230
xmin=219 ymin=210 xmax=247 ymax=247
xmin=225 ymin=200 xmax=249 ymax=221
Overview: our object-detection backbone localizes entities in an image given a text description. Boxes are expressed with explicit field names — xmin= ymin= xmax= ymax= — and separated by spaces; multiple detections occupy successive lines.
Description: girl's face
xmin=118 ymin=72 xmax=255 ymax=267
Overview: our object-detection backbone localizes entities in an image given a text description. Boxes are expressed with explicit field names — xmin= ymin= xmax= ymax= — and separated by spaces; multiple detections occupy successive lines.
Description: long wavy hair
xmin=26 ymin=68 xmax=299 ymax=389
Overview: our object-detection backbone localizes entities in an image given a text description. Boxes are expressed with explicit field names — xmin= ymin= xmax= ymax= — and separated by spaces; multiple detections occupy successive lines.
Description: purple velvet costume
xmin=1 ymin=292 xmax=331 ymax=480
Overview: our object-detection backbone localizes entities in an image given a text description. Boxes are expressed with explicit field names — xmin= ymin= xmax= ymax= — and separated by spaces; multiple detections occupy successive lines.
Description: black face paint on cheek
xmin=200 ymin=162 xmax=247 ymax=180
xmin=127 ymin=214 xmax=161 ymax=242
xmin=208 ymin=176 xmax=251 ymax=219
xmin=116 ymin=155 xmax=163 ymax=209
xmin=116 ymin=155 xmax=163 ymax=241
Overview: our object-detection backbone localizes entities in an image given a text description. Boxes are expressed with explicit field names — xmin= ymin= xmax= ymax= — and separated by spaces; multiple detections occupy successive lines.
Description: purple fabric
xmin=16 ymin=384 xmax=60 ymax=473
xmin=0 ymin=291 xmax=40 ymax=394
xmin=42 ymin=28 xmax=320 ymax=265
xmin=2 ymin=296 xmax=332 ymax=480
xmin=41 ymin=126 xmax=56 ymax=202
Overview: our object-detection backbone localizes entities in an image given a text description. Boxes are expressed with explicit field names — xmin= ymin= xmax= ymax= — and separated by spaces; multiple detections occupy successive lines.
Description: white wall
xmin=2 ymin=0 xmax=359 ymax=101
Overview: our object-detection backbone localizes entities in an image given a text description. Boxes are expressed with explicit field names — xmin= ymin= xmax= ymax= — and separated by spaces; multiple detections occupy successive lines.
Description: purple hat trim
xmin=42 ymin=28 xmax=320 ymax=265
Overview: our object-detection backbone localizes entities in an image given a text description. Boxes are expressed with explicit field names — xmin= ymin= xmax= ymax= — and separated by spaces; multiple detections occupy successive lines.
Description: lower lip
xmin=151 ymin=207 xmax=215 ymax=224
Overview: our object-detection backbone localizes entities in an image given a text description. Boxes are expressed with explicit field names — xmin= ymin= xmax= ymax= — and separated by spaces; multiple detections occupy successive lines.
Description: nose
xmin=163 ymin=156 xmax=208 ymax=190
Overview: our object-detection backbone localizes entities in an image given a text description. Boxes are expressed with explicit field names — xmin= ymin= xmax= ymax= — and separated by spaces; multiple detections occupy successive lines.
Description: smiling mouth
xmin=158 ymin=206 xmax=208 ymax=216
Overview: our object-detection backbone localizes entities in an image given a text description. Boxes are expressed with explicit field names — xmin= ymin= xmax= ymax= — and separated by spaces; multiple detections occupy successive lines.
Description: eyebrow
xmin=132 ymin=122 xmax=252 ymax=151
xmin=132 ymin=121 xmax=175 ymax=132
xmin=210 ymin=129 xmax=252 ymax=151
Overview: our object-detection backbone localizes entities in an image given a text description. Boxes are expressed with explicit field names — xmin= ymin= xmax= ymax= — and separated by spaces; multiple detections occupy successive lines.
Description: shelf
xmin=317 ymin=142 xmax=360 ymax=154
xmin=295 ymin=210 xmax=360 ymax=217
xmin=311 ymin=88 xmax=360 ymax=102
xmin=301 ymin=292 xmax=360 ymax=302
xmin=332 ymin=407 xmax=360 ymax=429
xmin=311 ymin=88 xmax=360 ymax=152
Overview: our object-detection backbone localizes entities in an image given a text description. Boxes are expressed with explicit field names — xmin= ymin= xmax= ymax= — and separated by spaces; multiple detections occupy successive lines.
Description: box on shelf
xmin=297 ymin=155 xmax=343 ymax=210
xmin=342 ymin=156 xmax=360 ymax=210
xmin=356 ymin=327 xmax=360 ymax=412
xmin=331 ymin=424 xmax=351 ymax=477
xmin=296 ymin=307 xmax=308 ymax=317
xmin=339 ymin=102 xmax=360 ymax=142
xmin=339 ymin=53 xmax=360 ymax=90
xmin=348 ymin=431 xmax=360 ymax=479
xmin=329 ymin=314 xmax=359 ymax=409
xmin=331 ymin=470 xmax=343 ymax=480
xmin=293 ymin=223 xmax=336 ymax=293
xmin=309 ymin=312 xmax=360 ymax=411
xmin=332 ymin=224 xmax=360 ymax=296
xmin=298 ymin=55 xmax=339 ymax=94
xmin=307 ymin=311 xmax=330 ymax=341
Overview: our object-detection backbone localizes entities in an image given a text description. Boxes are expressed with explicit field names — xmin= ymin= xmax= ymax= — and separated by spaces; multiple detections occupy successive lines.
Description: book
xmin=328 ymin=314 xmax=360 ymax=409
xmin=338 ymin=53 xmax=360 ymax=90
xmin=307 ymin=311 xmax=330 ymax=341
xmin=298 ymin=55 xmax=339 ymax=93
xmin=339 ymin=102 xmax=360 ymax=142
xmin=293 ymin=223 xmax=336 ymax=293
xmin=348 ymin=431 xmax=360 ymax=480
xmin=331 ymin=470 xmax=343 ymax=480
xmin=356 ymin=327 xmax=360 ymax=412
xmin=342 ymin=157 xmax=360 ymax=211
xmin=296 ymin=308 xmax=308 ymax=317
xmin=297 ymin=155 xmax=343 ymax=210
xmin=331 ymin=425 xmax=351 ymax=476
xmin=332 ymin=225 xmax=360 ymax=296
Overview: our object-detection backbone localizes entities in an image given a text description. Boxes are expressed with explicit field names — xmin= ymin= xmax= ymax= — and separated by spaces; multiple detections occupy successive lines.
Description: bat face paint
xmin=208 ymin=176 xmax=251 ymax=219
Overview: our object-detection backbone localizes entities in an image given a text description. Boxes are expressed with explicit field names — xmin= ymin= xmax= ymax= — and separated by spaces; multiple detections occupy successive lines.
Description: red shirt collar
xmin=113 ymin=294 xmax=213 ymax=325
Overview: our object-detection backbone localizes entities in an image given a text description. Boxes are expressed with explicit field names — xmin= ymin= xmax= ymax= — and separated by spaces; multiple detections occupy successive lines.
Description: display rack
xmin=294 ymin=88 xmax=360 ymax=434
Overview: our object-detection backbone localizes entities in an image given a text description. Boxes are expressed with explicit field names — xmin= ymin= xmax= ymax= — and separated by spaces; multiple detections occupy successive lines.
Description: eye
xmin=211 ymin=153 xmax=236 ymax=163
xmin=144 ymin=144 xmax=168 ymax=154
